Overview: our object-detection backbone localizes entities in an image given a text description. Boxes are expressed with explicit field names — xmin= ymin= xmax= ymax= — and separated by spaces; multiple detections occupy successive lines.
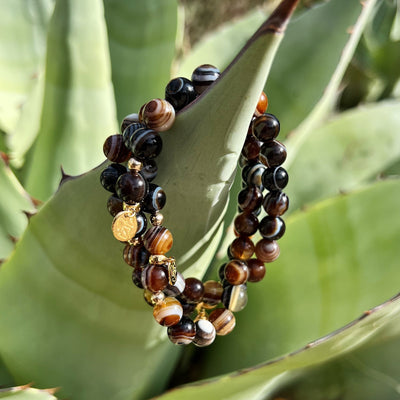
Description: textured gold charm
xmin=112 ymin=211 xmax=138 ymax=242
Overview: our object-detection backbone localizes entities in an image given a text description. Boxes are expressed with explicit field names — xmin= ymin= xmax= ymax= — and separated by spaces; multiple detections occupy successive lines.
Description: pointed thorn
xmin=23 ymin=210 xmax=37 ymax=220
xmin=59 ymin=166 xmax=79 ymax=188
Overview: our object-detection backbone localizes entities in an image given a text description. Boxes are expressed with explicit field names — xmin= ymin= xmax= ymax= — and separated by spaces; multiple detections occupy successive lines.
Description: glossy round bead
xmin=167 ymin=316 xmax=196 ymax=345
xmin=122 ymin=122 xmax=146 ymax=144
xmin=123 ymin=243 xmax=150 ymax=268
xmin=115 ymin=171 xmax=148 ymax=204
xmin=224 ymin=259 xmax=249 ymax=285
xmin=263 ymin=191 xmax=289 ymax=217
xmin=142 ymin=184 xmax=166 ymax=213
xmin=262 ymin=167 xmax=289 ymax=191
xmin=229 ymin=237 xmax=255 ymax=261
xmin=100 ymin=163 xmax=126 ymax=192
xmin=252 ymin=113 xmax=280 ymax=141
xmin=139 ymin=99 xmax=175 ymax=132
xmin=120 ymin=113 xmax=139 ymax=133
xmin=103 ymin=134 xmax=131 ymax=162
xmin=153 ymin=297 xmax=183 ymax=326
xmin=134 ymin=211 xmax=148 ymax=237
xmin=124 ymin=126 xmax=163 ymax=161
xmin=241 ymin=135 xmax=261 ymax=161
xmin=247 ymin=258 xmax=266 ymax=282
xmin=259 ymin=216 xmax=286 ymax=240
xmin=218 ymin=263 xmax=226 ymax=281
xmin=140 ymin=159 xmax=158 ymax=182
xmin=242 ymin=163 xmax=266 ymax=188
xmin=237 ymin=186 xmax=263 ymax=212
xmin=182 ymin=277 xmax=204 ymax=304
xmin=132 ymin=266 xmax=144 ymax=288
xmin=202 ymin=280 xmax=223 ymax=306
xmin=141 ymin=263 xmax=169 ymax=292
xmin=177 ymin=296 xmax=197 ymax=316
xmin=222 ymin=284 xmax=248 ymax=312
xmin=193 ymin=319 xmax=216 ymax=347
xmin=259 ymin=140 xmax=287 ymax=168
xmin=234 ymin=212 xmax=259 ymax=236
xmin=165 ymin=77 xmax=197 ymax=111
xmin=143 ymin=225 xmax=173 ymax=255
xmin=255 ymin=239 xmax=280 ymax=263
xmin=150 ymin=212 xmax=164 ymax=226
xmin=209 ymin=308 xmax=236 ymax=336
xmin=164 ymin=272 xmax=185 ymax=297
xmin=107 ymin=194 xmax=124 ymax=217
xmin=191 ymin=64 xmax=220 ymax=94
xmin=255 ymin=91 xmax=268 ymax=117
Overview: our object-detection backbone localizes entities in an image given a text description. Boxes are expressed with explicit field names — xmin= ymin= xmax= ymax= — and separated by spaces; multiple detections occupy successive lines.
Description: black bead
xmin=242 ymin=162 xmax=266 ymax=188
xmin=259 ymin=140 xmax=287 ymax=168
xmin=132 ymin=266 xmax=144 ymax=288
xmin=142 ymin=183 xmax=166 ymax=213
xmin=100 ymin=163 xmax=127 ymax=192
xmin=124 ymin=125 xmax=162 ymax=161
xmin=252 ymin=113 xmax=280 ymax=142
xmin=140 ymin=159 xmax=158 ymax=182
xmin=165 ymin=77 xmax=197 ymax=111
xmin=116 ymin=171 xmax=148 ymax=204
xmin=134 ymin=211 xmax=148 ymax=237
xmin=191 ymin=64 xmax=220 ymax=94
xmin=107 ymin=193 xmax=123 ymax=216
xmin=259 ymin=216 xmax=286 ymax=240
xmin=122 ymin=122 xmax=146 ymax=145
xmin=262 ymin=167 xmax=289 ymax=191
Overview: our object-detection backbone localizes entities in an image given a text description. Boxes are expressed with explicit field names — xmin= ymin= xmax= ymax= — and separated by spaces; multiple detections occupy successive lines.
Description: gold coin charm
xmin=112 ymin=211 xmax=138 ymax=242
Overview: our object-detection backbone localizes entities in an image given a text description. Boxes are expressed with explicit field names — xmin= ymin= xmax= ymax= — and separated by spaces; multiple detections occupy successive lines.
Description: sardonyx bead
xmin=123 ymin=242 xmax=150 ymax=268
xmin=141 ymin=264 xmax=169 ymax=292
xmin=143 ymin=226 xmax=173 ymax=255
xmin=142 ymin=184 xmax=166 ymax=213
xmin=263 ymin=191 xmax=289 ymax=217
xmin=103 ymin=134 xmax=131 ymax=163
xmin=140 ymin=159 xmax=158 ymax=182
xmin=252 ymin=113 xmax=280 ymax=142
xmin=167 ymin=316 xmax=196 ymax=345
xmin=259 ymin=216 xmax=286 ymax=240
xmin=229 ymin=236 xmax=255 ymax=261
xmin=191 ymin=64 xmax=220 ymax=94
xmin=153 ymin=297 xmax=183 ymax=327
xmin=255 ymin=239 xmax=280 ymax=263
xmin=107 ymin=194 xmax=123 ymax=217
xmin=247 ymin=258 xmax=266 ymax=282
xmin=222 ymin=284 xmax=248 ymax=312
xmin=259 ymin=140 xmax=287 ymax=168
xmin=209 ymin=308 xmax=236 ymax=336
xmin=115 ymin=171 xmax=148 ymax=204
xmin=100 ymin=163 xmax=127 ymax=192
xmin=163 ymin=272 xmax=185 ymax=297
xmin=182 ymin=277 xmax=204 ymax=304
xmin=254 ymin=91 xmax=268 ymax=117
xmin=237 ymin=186 xmax=263 ymax=212
xmin=234 ymin=212 xmax=259 ymax=236
xmin=193 ymin=319 xmax=216 ymax=347
xmin=120 ymin=113 xmax=139 ymax=133
xmin=262 ymin=166 xmax=289 ymax=191
xmin=242 ymin=163 xmax=266 ymax=188
xmin=165 ymin=77 xmax=197 ymax=111
xmin=224 ymin=259 xmax=249 ymax=285
xmin=139 ymin=99 xmax=175 ymax=132
xmin=125 ymin=126 xmax=163 ymax=161
xmin=241 ymin=135 xmax=261 ymax=161
xmin=202 ymin=280 xmax=223 ymax=306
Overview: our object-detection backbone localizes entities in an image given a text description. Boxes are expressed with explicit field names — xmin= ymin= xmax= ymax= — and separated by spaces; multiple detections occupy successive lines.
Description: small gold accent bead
xmin=149 ymin=255 xmax=168 ymax=264
xmin=127 ymin=157 xmax=142 ymax=171
xmin=151 ymin=291 xmax=165 ymax=305
xmin=150 ymin=212 xmax=164 ymax=226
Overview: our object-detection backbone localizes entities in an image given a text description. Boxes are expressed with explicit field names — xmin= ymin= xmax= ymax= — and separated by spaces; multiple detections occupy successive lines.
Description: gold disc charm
xmin=112 ymin=211 xmax=138 ymax=242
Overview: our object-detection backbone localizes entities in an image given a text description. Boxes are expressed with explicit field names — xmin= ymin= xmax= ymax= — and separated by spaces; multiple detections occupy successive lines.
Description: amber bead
xmin=224 ymin=259 xmax=249 ymax=285
xmin=140 ymin=159 xmax=158 ymax=182
xmin=116 ymin=171 xmax=148 ymax=204
xmin=191 ymin=64 xmax=220 ymax=94
xmin=124 ymin=126 xmax=163 ymax=161
xmin=107 ymin=194 xmax=123 ymax=217
xmin=234 ymin=212 xmax=259 ymax=236
xmin=255 ymin=239 xmax=280 ymax=263
xmin=262 ymin=167 xmax=289 ymax=191
xmin=242 ymin=163 xmax=266 ymax=188
xmin=142 ymin=184 xmax=166 ymax=213
xmin=164 ymin=272 xmax=185 ymax=297
xmin=123 ymin=243 xmax=150 ymax=268
xmin=103 ymin=134 xmax=131 ymax=163
xmin=259 ymin=140 xmax=287 ymax=168
xmin=209 ymin=308 xmax=236 ymax=336
xmin=139 ymin=99 xmax=175 ymax=132
xmin=252 ymin=113 xmax=280 ymax=142
xmin=237 ymin=186 xmax=263 ymax=212
xmin=182 ymin=277 xmax=204 ymax=304
xmin=153 ymin=297 xmax=183 ymax=327
xmin=247 ymin=258 xmax=266 ymax=282
xmin=120 ymin=113 xmax=139 ymax=133
xmin=193 ymin=319 xmax=216 ymax=347
xmin=143 ymin=225 xmax=173 ymax=255
xmin=202 ymin=280 xmax=223 ymax=305
xmin=263 ymin=191 xmax=289 ymax=217
xmin=141 ymin=264 xmax=169 ymax=292
xmin=165 ymin=77 xmax=197 ymax=111
xmin=241 ymin=136 xmax=261 ymax=161
xmin=259 ymin=216 xmax=286 ymax=240
xmin=255 ymin=91 xmax=268 ymax=117
xmin=132 ymin=266 xmax=144 ymax=288
xmin=222 ymin=284 xmax=248 ymax=312
xmin=100 ymin=163 xmax=126 ymax=192
xmin=167 ymin=316 xmax=196 ymax=345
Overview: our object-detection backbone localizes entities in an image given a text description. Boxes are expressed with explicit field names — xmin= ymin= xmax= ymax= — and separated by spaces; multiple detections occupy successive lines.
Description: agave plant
xmin=1 ymin=0 xmax=400 ymax=399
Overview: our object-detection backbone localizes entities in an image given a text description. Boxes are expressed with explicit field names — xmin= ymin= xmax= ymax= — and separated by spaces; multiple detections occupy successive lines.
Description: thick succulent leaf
xmin=0 ymin=1 xmax=299 ymax=398
xmin=287 ymin=99 xmax=400 ymax=212
xmin=0 ymin=387 xmax=57 ymax=400
xmin=103 ymin=0 xmax=180 ymax=122
xmin=23 ymin=0 xmax=118 ymax=201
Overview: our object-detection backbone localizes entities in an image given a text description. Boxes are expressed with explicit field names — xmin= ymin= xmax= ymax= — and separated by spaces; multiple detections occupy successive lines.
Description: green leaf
xmin=0 ymin=387 xmax=57 ymax=400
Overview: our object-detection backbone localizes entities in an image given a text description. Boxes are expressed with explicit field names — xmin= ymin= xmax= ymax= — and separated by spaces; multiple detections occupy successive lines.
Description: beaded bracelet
xmin=100 ymin=64 xmax=289 ymax=347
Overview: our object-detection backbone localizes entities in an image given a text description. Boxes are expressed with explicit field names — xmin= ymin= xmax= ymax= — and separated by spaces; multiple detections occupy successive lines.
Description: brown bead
xmin=178 ymin=297 xmax=197 ymax=316
xmin=263 ymin=191 xmax=289 ymax=217
xmin=139 ymin=98 xmax=175 ymax=132
xmin=241 ymin=136 xmax=261 ymax=160
xmin=120 ymin=113 xmax=139 ymax=133
xmin=103 ymin=134 xmax=131 ymax=162
xmin=255 ymin=239 xmax=280 ymax=263
xmin=116 ymin=171 xmax=148 ymax=204
xmin=255 ymin=91 xmax=268 ymax=117
xmin=107 ymin=194 xmax=124 ymax=217
xmin=238 ymin=186 xmax=263 ymax=212
xmin=123 ymin=243 xmax=150 ymax=268
xmin=234 ymin=212 xmax=259 ymax=236
xmin=247 ymin=258 xmax=266 ymax=282
xmin=224 ymin=259 xmax=249 ymax=285
xmin=252 ymin=113 xmax=280 ymax=142
xmin=141 ymin=264 xmax=168 ymax=292
xmin=259 ymin=216 xmax=286 ymax=240
xmin=167 ymin=316 xmax=196 ymax=345
xmin=143 ymin=226 xmax=173 ymax=255
xmin=202 ymin=280 xmax=223 ymax=306
xmin=229 ymin=237 xmax=255 ymax=261
xmin=153 ymin=297 xmax=183 ymax=326
xmin=182 ymin=277 xmax=204 ymax=304
xmin=259 ymin=140 xmax=287 ymax=168
xmin=209 ymin=308 xmax=236 ymax=336
xmin=132 ymin=266 xmax=144 ymax=288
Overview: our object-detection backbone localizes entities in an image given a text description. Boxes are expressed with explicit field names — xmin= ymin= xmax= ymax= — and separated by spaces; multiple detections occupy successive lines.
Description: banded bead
xmin=191 ymin=64 xmax=220 ymax=94
xmin=120 ymin=113 xmax=139 ymax=133
xmin=242 ymin=163 xmax=266 ymax=188
xmin=224 ymin=259 xmax=249 ymax=285
xmin=107 ymin=194 xmax=123 ymax=217
xmin=153 ymin=297 xmax=183 ymax=327
xmin=115 ymin=171 xmax=148 ymax=204
xmin=182 ymin=277 xmax=204 ymax=304
xmin=255 ymin=91 xmax=268 ymax=117
xmin=259 ymin=140 xmax=287 ymax=168
xmin=140 ymin=159 xmax=158 ymax=182
xmin=132 ymin=266 xmax=144 ymax=288
xmin=259 ymin=216 xmax=286 ymax=240
xmin=229 ymin=237 xmax=255 ymax=261
xmin=193 ymin=319 xmax=216 ymax=347
xmin=238 ymin=186 xmax=263 ymax=212
xmin=124 ymin=126 xmax=163 ymax=161
xmin=103 ymin=134 xmax=131 ymax=163
xmin=255 ymin=239 xmax=280 ymax=263
xmin=123 ymin=243 xmax=150 ymax=268
xmin=122 ymin=122 xmax=146 ymax=145
xmin=262 ymin=167 xmax=289 ymax=191
xmin=143 ymin=225 xmax=173 ymax=255
xmin=263 ymin=191 xmax=289 ymax=217
xmin=134 ymin=211 xmax=148 ymax=238
xmin=209 ymin=308 xmax=236 ymax=336
xmin=177 ymin=296 xmax=197 ymax=316
xmin=252 ymin=113 xmax=280 ymax=142
xmin=247 ymin=258 xmax=266 ymax=282
xmin=222 ymin=284 xmax=248 ymax=312
xmin=241 ymin=135 xmax=261 ymax=161
xmin=164 ymin=272 xmax=185 ymax=297
xmin=165 ymin=77 xmax=197 ymax=111
xmin=234 ymin=212 xmax=259 ymax=236
xmin=100 ymin=164 xmax=126 ymax=192
xmin=141 ymin=263 xmax=169 ymax=292
xmin=202 ymin=280 xmax=223 ymax=306
xmin=167 ymin=316 xmax=196 ymax=345
xmin=139 ymin=99 xmax=175 ymax=132
xmin=142 ymin=183 xmax=166 ymax=213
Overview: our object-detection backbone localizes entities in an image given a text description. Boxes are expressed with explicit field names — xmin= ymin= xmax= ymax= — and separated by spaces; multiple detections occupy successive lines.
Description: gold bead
xmin=127 ymin=157 xmax=142 ymax=171
xmin=111 ymin=210 xmax=138 ymax=242
xmin=150 ymin=212 xmax=164 ymax=226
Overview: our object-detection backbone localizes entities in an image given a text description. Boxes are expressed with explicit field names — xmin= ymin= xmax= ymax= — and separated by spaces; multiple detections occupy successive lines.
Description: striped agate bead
xmin=222 ymin=284 xmax=248 ymax=312
xmin=263 ymin=191 xmax=289 ymax=217
xmin=202 ymin=280 xmax=223 ymax=306
xmin=259 ymin=140 xmax=287 ymax=168
xmin=229 ymin=236 xmax=255 ymax=261
xmin=262 ymin=167 xmax=289 ymax=191
xmin=142 ymin=184 xmax=166 ymax=213
xmin=103 ymin=134 xmax=131 ymax=163
xmin=163 ymin=272 xmax=185 ymax=297
xmin=241 ymin=135 xmax=261 ymax=161
xmin=125 ymin=126 xmax=163 ymax=161
xmin=242 ymin=163 xmax=266 ymax=188
xmin=167 ymin=316 xmax=196 ymax=345
xmin=100 ymin=163 xmax=127 ymax=192
xmin=254 ymin=91 xmax=268 ymax=117
xmin=234 ymin=212 xmax=259 ymax=236
xmin=153 ymin=297 xmax=183 ymax=326
xmin=107 ymin=194 xmax=123 ymax=217
xmin=139 ymin=99 xmax=175 ymax=132
xmin=191 ymin=64 xmax=220 ymax=94
xmin=123 ymin=242 xmax=150 ymax=268
xmin=143 ymin=226 xmax=173 ymax=255
xmin=255 ymin=239 xmax=280 ymax=263
xmin=141 ymin=264 xmax=169 ymax=292
xmin=120 ymin=113 xmax=139 ymax=133
xmin=252 ymin=113 xmax=280 ymax=142
xmin=140 ymin=159 xmax=158 ymax=182
xmin=193 ymin=319 xmax=216 ymax=347
xmin=224 ymin=259 xmax=249 ymax=285
xmin=165 ymin=77 xmax=197 ymax=111
xmin=247 ymin=258 xmax=266 ymax=282
xmin=182 ymin=277 xmax=204 ymax=304
xmin=238 ymin=186 xmax=263 ymax=212
xmin=209 ymin=308 xmax=236 ymax=336
xmin=259 ymin=216 xmax=286 ymax=240
xmin=115 ymin=171 xmax=148 ymax=204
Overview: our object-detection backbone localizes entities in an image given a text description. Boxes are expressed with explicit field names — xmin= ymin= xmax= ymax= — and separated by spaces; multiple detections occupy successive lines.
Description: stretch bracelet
xmin=100 ymin=64 xmax=289 ymax=347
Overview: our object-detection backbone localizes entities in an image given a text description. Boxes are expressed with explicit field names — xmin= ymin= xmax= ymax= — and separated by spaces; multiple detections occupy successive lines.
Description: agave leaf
xmin=0 ymin=386 xmax=58 ymax=399
xmin=103 ymin=0 xmax=180 ymax=121
xmin=0 ymin=1 xmax=300 ymax=398
xmin=23 ymin=0 xmax=118 ymax=201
